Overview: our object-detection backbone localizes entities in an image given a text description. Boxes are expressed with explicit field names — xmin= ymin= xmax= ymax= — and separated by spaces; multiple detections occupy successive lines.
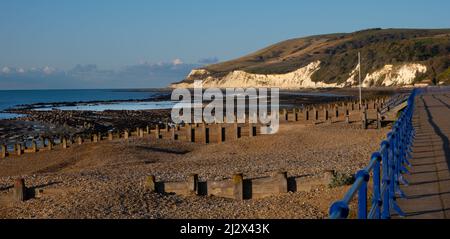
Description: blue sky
xmin=1 ymin=0 xmax=449 ymax=89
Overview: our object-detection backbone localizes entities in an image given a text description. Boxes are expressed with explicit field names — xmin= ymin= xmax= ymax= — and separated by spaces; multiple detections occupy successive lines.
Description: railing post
xmin=382 ymin=140 xmax=391 ymax=219
xmin=372 ymin=152 xmax=382 ymax=219
xmin=357 ymin=170 xmax=370 ymax=219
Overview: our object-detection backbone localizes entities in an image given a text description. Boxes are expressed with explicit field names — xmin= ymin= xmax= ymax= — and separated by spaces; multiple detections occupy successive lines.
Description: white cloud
xmin=2 ymin=67 xmax=11 ymax=74
xmin=172 ymin=58 xmax=183 ymax=65
xmin=17 ymin=68 xmax=26 ymax=73
xmin=43 ymin=66 xmax=56 ymax=74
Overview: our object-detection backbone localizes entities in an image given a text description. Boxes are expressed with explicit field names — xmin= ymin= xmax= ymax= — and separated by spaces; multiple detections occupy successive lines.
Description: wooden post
xmin=217 ymin=124 xmax=223 ymax=143
xmin=13 ymin=178 xmax=26 ymax=202
xmin=146 ymin=175 xmax=156 ymax=192
xmin=108 ymin=132 xmax=113 ymax=141
xmin=97 ymin=132 xmax=102 ymax=141
xmin=362 ymin=107 xmax=368 ymax=130
xmin=124 ymin=130 xmax=129 ymax=140
xmin=31 ymin=140 xmax=38 ymax=152
xmin=282 ymin=109 xmax=288 ymax=121
xmin=77 ymin=136 xmax=83 ymax=145
xmin=345 ymin=110 xmax=350 ymax=124
xmin=232 ymin=173 xmax=244 ymax=200
xmin=61 ymin=137 xmax=67 ymax=149
xmin=171 ymin=127 xmax=177 ymax=140
xmin=47 ymin=139 xmax=53 ymax=151
xmin=1 ymin=144 xmax=7 ymax=159
xmin=187 ymin=174 xmax=199 ymax=195
xmin=146 ymin=126 xmax=150 ymax=134
xmin=92 ymin=134 xmax=98 ymax=143
xmin=275 ymin=172 xmax=288 ymax=194
xmin=377 ymin=109 xmax=382 ymax=129
xmin=201 ymin=124 xmax=209 ymax=144
xmin=248 ymin=123 xmax=256 ymax=137
xmin=155 ymin=125 xmax=160 ymax=139
xmin=233 ymin=123 xmax=239 ymax=140
xmin=186 ymin=124 xmax=193 ymax=142
xmin=165 ymin=123 xmax=170 ymax=132
xmin=16 ymin=144 xmax=23 ymax=156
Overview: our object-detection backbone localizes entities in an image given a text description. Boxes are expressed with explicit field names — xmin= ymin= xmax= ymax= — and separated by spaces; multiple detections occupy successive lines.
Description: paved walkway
xmin=397 ymin=89 xmax=450 ymax=219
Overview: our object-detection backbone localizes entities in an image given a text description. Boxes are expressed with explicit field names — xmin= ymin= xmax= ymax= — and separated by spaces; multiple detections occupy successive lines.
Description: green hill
xmin=200 ymin=28 xmax=450 ymax=85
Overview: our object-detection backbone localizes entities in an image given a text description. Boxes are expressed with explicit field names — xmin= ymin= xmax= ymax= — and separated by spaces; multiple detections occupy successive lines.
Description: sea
xmin=0 ymin=89 xmax=351 ymax=120
xmin=0 ymin=89 xmax=174 ymax=119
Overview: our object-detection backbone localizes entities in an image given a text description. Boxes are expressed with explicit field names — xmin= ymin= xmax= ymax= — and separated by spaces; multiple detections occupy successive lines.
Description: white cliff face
xmin=346 ymin=63 xmax=427 ymax=87
xmin=173 ymin=62 xmax=428 ymax=89
xmin=172 ymin=61 xmax=340 ymax=89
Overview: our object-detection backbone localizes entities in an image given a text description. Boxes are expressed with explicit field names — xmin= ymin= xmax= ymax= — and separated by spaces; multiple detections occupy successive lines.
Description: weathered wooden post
xmin=201 ymin=123 xmax=209 ymax=144
xmin=1 ymin=144 xmax=7 ymax=159
xmin=146 ymin=175 xmax=156 ymax=192
xmin=232 ymin=122 xmax=239 ymax=140
xmin=362 ymin=107 xmax=368 ymax=130
xmin=324 ymin=109 xmax=329 ymax=121
xmin=377 ymin=109 xmax=382 ymax=129
xmin=232 ymin=173 xmax=244 ymax=200
xmin=171 ymin=127 xmax=177 ymax=140
xmin=139 ymin=128 xmax=144 ymax=138
xmin=155 ymin=125 xmax=160 ymax=139
xmin=62 ymin=137 xmax=68 ymax=149
xmin=165 ymin=123 xmax=170 ymax=132
xmin=14 ymin=178 xmax=26 ymax=202
xmin=31 ymin=140 xmax=38 ymax=152
xmin=108 ymin=132 xmax=113 ymax=141
xmin=77 ymin=136 xmax=83 ymax=145
xmin=187 ymin=174 xmax=199 ymax=195
xmin=216 ymin=124 xmax=223 ymax=143
xmin=92 ymin=133 xmax=99 ymax=143
xmin=47 ymin=139 xmax=53 ymax=151
xmin=282 ymin=109 xmax=288 ymax=121
xmin=124 ymin=130 xmax=129 ymax=140
xmin=146 ymin=126 xmax=150 ymax=135
xmin=185 ymin=124 xmax=193 ymax=142
xmin=345 ymin=109 xmax=350 ymax=124
xmin=275 ymin=171 xmax=288 ymax=194
xmin=16 ymin=144 xmax=23 ymax=156
xmin=248 ymin=123 xmax=256 ymax=137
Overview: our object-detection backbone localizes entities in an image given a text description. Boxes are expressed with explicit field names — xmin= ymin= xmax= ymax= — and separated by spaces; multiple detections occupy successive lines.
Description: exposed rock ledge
xmin=171 ymin=61 xmax=428 ymax=89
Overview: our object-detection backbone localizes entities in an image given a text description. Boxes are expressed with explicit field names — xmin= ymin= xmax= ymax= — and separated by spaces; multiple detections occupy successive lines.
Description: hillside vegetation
xmin=199 ymin=29 xmax=450 ymax=85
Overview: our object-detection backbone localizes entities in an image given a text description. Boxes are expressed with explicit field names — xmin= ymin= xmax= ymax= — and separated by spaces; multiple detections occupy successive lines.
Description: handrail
xmin=329 ymin=88 xmax=421 ymax=219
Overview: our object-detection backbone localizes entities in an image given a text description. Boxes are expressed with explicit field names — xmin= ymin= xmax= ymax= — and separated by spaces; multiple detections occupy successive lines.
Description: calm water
xmin=0 ymin=89 xmax=170 ymax=119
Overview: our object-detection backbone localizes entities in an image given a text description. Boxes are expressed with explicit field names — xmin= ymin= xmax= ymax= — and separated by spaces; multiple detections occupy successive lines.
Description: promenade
xmin=397 ymin=88 xmax=450 ymax=219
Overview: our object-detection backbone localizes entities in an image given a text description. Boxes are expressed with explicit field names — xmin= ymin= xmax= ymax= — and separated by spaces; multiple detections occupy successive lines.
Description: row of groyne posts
xmin=329 ymin=89 xmax=420 ymax=219
xmin=1 ymin=96 xmax=390 ymax=160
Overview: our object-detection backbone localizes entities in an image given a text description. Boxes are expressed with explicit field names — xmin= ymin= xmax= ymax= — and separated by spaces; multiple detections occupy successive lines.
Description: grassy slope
xmin=202 ymin=28 xmax=450 ymax=85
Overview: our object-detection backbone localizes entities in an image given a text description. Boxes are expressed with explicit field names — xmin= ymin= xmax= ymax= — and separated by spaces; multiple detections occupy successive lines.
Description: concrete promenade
xmin=397 ymin=88 xmax=450 ymax=219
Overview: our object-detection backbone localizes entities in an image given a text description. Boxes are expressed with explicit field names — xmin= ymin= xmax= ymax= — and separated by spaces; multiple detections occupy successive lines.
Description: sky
xmin=1 ymin=0 xmax=449 ymax=89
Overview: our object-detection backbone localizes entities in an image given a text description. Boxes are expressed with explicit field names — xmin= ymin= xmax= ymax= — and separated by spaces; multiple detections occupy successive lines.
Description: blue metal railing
xmin=329 ymin=88 xmax=421 ymax=219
